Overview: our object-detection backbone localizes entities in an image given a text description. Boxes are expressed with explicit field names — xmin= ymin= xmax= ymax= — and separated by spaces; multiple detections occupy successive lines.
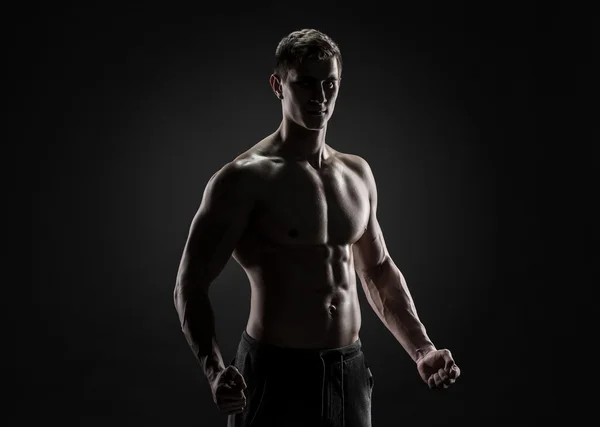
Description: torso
xmin=231 ymin=136 xmax=371 ymax=349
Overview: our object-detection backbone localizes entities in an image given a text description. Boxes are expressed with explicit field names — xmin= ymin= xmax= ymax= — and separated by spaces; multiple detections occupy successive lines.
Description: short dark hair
xmin=274 ymin=29 xmax=342 ymax=82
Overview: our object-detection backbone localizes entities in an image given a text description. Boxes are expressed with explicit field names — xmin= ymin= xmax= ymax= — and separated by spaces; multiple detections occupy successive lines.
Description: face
xmin=272 ymin=57 xmax=341 ymax=130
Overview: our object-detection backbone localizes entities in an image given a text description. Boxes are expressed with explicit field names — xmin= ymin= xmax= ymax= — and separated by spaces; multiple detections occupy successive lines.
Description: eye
xmin=325 ymin=81 xmax=335 ymax=89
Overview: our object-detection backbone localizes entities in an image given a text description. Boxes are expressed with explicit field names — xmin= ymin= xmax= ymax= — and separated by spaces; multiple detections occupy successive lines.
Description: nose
xmin=310 ymin=84 xmax=326 ymax=104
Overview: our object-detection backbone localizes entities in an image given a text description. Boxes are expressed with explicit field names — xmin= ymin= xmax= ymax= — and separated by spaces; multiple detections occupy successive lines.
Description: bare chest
xmin=253 ymin=160 xmax=370 ymax=245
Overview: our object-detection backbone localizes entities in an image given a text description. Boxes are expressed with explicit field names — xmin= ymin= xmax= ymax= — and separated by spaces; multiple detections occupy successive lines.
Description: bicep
xmin=352 ymin=203 xmax=388 ymax=276
xmin=352 ymin=160 xmax=388 ymax=276
xmin=177 ymin=163 xmax=255 ymax=292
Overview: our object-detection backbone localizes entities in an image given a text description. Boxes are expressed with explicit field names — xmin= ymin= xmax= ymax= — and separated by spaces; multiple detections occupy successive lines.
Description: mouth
xmin=306 ymin=110 xmax=326 ymax=116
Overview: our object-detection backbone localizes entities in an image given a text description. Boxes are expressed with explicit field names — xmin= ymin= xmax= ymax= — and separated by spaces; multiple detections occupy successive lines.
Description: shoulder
xmin=331 ymin=150 xmax=376 ymax=185
xmin=208 ymin=159 xmax=256 ymax=192
xmin=331 ymin=149 xmax=378 ymax=205
xmin=205 ymin=149 xmax=275 ymax=199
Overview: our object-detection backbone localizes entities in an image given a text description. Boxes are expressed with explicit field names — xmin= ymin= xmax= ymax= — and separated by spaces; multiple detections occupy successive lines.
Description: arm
xmin=174 ymin=161 xmax=256 ymax=384
xmin=352 ymin=160 xmax=436 ymax=363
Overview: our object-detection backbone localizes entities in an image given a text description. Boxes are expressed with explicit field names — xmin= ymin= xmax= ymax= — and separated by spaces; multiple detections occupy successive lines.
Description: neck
xmin=273 ymin=116 xmax=329 ymax=168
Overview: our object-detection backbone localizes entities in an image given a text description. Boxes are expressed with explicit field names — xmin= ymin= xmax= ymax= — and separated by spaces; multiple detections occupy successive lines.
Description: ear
xmin=269 ymin=74 xmax=283 ymax=99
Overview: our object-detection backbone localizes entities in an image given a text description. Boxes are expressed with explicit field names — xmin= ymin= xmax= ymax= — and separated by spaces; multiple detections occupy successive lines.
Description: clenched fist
xmin=417 ymin=349 xmax=461 ymax=390
xmin=210 ymin=365 xmax=248 ymax=414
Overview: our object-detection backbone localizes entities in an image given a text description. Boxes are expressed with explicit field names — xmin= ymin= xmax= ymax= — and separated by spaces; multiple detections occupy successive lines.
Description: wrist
xmin=414 ymin=345 xmax=436 ymax=363
xmin=202 ymin=357 xmax=226 ymax=383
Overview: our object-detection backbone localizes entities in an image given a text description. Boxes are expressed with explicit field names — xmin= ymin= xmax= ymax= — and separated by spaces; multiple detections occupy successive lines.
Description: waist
xmin=240 ymin=329 xmax=362 ymax=364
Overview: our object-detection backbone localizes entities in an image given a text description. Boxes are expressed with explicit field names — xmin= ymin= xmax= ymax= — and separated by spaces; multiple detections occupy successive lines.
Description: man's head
xmin=273 ymin=28 xmax=342 ymax=83
xmin=270 ymin=29 xmax=342 ymax=130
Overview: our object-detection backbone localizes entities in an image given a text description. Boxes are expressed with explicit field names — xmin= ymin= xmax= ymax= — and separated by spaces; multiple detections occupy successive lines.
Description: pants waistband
xmin=240 ymin=329 xmax=361 ymax=363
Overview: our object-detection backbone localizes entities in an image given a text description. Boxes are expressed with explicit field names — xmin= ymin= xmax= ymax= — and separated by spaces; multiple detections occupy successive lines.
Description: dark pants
xmin=227 ymin=330 xmax=374 ymax=427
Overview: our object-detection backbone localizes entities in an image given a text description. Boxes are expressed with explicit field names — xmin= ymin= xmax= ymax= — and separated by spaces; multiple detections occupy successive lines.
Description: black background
xmin=27 ymin=3 xmax=590 ymax=426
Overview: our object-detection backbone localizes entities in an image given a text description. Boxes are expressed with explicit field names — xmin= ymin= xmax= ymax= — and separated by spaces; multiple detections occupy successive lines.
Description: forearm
xmin=361 ymin=256 xmax=435 ymax=362
xmin=174 ymin=284 xmax=225 ymax=383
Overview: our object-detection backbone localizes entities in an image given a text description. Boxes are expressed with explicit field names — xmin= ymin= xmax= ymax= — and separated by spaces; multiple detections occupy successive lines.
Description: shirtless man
xmin=174 ymin=29 xmax=461 ymax=427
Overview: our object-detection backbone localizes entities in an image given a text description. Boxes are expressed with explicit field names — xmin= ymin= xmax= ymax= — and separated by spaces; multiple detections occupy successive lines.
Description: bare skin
xmin=233 ymin=136 xmax=370 ymax=349
xmin=174 ymin=57 xmax=460 ymax=416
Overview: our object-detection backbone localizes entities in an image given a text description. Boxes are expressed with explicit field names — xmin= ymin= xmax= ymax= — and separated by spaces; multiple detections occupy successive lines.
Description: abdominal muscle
xmin=243 ymin=244 xmax=362 ymax=349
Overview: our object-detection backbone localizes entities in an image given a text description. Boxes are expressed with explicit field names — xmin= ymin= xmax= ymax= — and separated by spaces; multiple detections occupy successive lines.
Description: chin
xmin=288 ymin=112 xmax=329 ymax=130
xmin=302 ymin=116 xmax=329 ymax=130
